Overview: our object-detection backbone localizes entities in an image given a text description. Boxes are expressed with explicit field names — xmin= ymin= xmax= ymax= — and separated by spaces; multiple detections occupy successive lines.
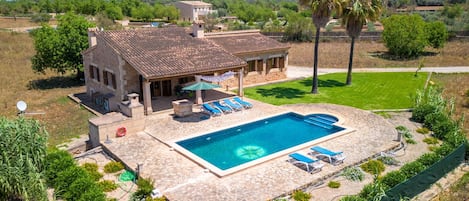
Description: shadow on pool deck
xmin=102 ymin=101 xmax=400 ymax=201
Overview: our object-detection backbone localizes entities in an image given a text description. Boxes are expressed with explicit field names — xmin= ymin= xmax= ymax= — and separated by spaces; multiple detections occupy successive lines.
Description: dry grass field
xmin=0 ymin=17 xmax=41 ymax=29
xmin=288 ymin=40 xmax=469 ymax=68
xmin=0 ymin=31 xmax=94 ymax=146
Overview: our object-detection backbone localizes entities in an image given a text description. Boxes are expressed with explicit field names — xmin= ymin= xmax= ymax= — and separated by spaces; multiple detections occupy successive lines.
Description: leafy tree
xmin=0 ymin=117 xmax=48 ymax=201
xmin=284 ymin=13 xmax=314 ymax=41
xmin=31 ymin=12 xmax=94 ymax=78
xmin=341 ymin=0 xmax=382 ymax=85
xmin=425 ymin=21 xmax=448 ymax=48
xmin=299 ymin=0 xmax=343 ymax=94
xmin=382 ymin=14 xmax=427 ymax=58
xmin=131 ymin=3 xmax=154 ymax=22
xmin=104 ymin=3 xmax=123 ymax=20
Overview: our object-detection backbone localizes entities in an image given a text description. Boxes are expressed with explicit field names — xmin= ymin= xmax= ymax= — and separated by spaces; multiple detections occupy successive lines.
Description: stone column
xmin=195 ymin=76 xmax=203 ymax=104
xmin=238 ymin=68 xmax=244 ymax=97
xmin=143 ymin=80 xmax=153 ymax=115
xmin=262 ymin=59 xmax=267 ymax=75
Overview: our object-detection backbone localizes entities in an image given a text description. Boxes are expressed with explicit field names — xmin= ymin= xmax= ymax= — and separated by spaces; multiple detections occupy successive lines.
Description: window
xmin=270 ymin=58 xmax=279 ymax=68
xmin=103 ymin=70 xmax=116 ymax=89
xmin=247 ymin=61 xmax=256 ymax=72
xmin=89 ymin=65 xmax=100 ymax=82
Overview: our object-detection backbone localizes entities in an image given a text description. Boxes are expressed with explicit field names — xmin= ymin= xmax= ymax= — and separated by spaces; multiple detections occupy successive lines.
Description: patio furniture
xmin=212 ymin=101 xmax=233 ymax=113
xmin=288 ymin=153 xmax=324 ymax=173
xmin=310 ymin=146 xmax=346 ymax=165
xmin=233 ymin=97 xmax=252 ymax=109
xmin=222 ymin=98 xmax=243 ymax=111
xmin=201 ymin=103 xmax=222 ymax=116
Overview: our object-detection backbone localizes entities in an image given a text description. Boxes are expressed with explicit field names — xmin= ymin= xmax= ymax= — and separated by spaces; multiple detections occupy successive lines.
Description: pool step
xmin=308 ymin=116 xmax=335 ymax=125
xmin=311 ymin=115 xmax=337 ymax=123
xmin=304 ymin=118 xmax=333 ymax=129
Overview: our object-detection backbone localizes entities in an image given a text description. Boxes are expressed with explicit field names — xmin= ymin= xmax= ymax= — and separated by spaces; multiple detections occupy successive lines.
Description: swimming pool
xmin=173 ymin=112 xmax=352 ymax=176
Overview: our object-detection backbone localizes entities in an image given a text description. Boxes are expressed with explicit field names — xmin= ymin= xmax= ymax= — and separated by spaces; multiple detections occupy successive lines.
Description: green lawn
xmin=244 ymin=72 xmax=427 ymax=110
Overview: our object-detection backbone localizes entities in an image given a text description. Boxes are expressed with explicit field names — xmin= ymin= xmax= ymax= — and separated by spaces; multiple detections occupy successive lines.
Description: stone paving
xmin=103 ymin=100 xmax=401 ymax=201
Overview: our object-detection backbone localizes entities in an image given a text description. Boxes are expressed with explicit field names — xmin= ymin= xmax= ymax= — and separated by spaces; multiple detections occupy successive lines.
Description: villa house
xmin=82 ymin=22 xmax=289 ymax=115
xmin=175 ymin=1 xmax=214 ymax=22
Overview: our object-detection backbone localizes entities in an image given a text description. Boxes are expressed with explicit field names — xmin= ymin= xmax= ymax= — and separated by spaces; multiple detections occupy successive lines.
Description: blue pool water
xmin=176 ymin=113 xmax=344 ymax=171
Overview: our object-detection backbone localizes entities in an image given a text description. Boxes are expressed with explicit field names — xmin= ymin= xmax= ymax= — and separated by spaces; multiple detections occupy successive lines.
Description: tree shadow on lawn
xmin=300 ymin=79 xmax=346 ymax=87
xmin=369 ymin=51 xmax=438 ymax=61
xmin=256 ymin=87 xmax=306 ymax=99
xmin=28 ymin=75 xmax=84 ymax=90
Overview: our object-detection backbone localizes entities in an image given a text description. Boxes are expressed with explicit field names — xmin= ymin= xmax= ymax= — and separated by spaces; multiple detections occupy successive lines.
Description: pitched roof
xmin=95 ymin=27 xmax=246 ymax=79
xmin=206 ymin=30 xmax=290 ymax=55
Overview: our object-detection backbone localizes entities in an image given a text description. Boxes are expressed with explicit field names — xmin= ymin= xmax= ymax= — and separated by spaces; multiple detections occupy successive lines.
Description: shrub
xmin=377 ymin=156 xmax=399 ymax=166
xmin=292 ymin=190 xmax=312 ymax=201
xmin=382 ymin=14 xmax=427 ymax=58
xmin=82 ymin=163 xmax=104 ymax=181
xmin=104 ymin=161 xmax=125 ymax=173
xmin=80 ymin=185 xmax=106 ymax=201
xmin=416 ymin=127 xmax=430 ymax=134
xmin=358 ymin=182 xmax=387 ymax=200
xmin=406 ymin=138 xmax=417 ymax=144
xmin=400 ymin=161 xmax=426 ymax=178
xmin=341 ymin=166 xmax=365 ymax=181
xmin=328 ymin=181 xmax=341 ymax=188
xmin=395 ymin=125 xmax=409 ymax=133
xmin=423 ymin=112 xmax=448 ymax=130
xmin=132 ymin=178 xmax=155 ymax=200
xmin=444 ymin=130 xmax=467 ymax=147
xmin=361 ymin=160 xmax=385 ymax=176
xmin=434 ymin=143 xmax=456 ymax=157
xmin=425 ymin=21 xmax=448 ymax=49
xmin=63 ymin=176 xmax=100 ymax=200
xmin=380 ymin=170 xmax=407 ymax=189
xmin=340 ymin=195 xmax=366 ymax=201
xmin=45 ymin=150 xmax=76 ymax=187
xmin=98 ymin=180 xmax=119 ymax=192
xmin=412 ymin=104 xmax=436 ymax=123
xmin=423 ymin=137 xmax=439 ymax=145
xmin=54 ymin=166 xmax=90 ymax=198
xmin=433 ymin=119 xmax=459 ymax=140
xmin=416 ymin=152 xmax=441 ymax=166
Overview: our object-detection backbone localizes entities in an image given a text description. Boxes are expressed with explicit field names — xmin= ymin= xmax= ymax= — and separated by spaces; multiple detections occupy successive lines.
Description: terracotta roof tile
xmin=95 ymin=27 xmax=246 ymax=79
xmin=206 ymin=31 xmax=290 ymax=55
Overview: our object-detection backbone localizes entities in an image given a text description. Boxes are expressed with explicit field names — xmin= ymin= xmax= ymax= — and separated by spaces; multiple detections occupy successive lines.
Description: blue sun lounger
xmin=288 ymin=153 xmax=324 ymax=173
xmin=310 ymin=146 xmax=346 ymax=165
xmin=222 ymin=98 xmax=243 ymax=111
xmin=212 ymin=101 xmax=233 ymax=113
xmin=233 ymin=97 xmax=252 ymax=109
xmin=202 ymin=103 xmax=222 ymax=116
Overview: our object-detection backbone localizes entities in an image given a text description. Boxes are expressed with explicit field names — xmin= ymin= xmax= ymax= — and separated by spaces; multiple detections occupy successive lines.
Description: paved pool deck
xmin=102 ymin=100 xmax=400 ymax=200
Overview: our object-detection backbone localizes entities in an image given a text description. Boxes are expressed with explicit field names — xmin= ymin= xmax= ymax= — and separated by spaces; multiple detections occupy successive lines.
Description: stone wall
xmin=88 ymin=112 xmax=146 ymax=148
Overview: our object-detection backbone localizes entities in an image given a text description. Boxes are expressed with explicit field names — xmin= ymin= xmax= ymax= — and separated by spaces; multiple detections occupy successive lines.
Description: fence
xmin=382 ymin=144 xmax=466 ymax=201
xmin=261 ymin=31 xmax=469 ymax=41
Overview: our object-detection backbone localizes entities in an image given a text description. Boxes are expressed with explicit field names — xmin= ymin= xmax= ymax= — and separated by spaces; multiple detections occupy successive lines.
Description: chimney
xmin=192 ymin=20 xmax=205 ymax=38
xmin=88 ymin=27 xmax=98 ymax=47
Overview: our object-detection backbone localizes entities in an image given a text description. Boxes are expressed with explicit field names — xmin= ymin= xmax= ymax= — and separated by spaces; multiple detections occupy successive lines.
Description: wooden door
xmin=162 ymin=80 xmax=172 ymax=96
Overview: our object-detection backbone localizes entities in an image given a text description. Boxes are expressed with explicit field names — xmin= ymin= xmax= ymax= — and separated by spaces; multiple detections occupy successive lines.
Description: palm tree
xmin=299 ymin=0 xmax=343 ymax=94
xmin=342 ymin=0 xmax=382 ymax=85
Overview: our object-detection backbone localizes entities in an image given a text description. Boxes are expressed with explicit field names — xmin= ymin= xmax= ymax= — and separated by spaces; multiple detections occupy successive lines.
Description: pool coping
xmin=169 ymin=111 xmax=355 ymax=177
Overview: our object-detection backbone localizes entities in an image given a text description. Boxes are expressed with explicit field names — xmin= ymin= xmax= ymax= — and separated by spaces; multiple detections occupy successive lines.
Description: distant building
xmin=175 ymin=1 xmax=214 ymax=22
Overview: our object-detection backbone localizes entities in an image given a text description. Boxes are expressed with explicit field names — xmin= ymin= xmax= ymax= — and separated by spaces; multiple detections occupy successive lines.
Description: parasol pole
xmin=195 ymin=76 xmax=203 ymax=104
